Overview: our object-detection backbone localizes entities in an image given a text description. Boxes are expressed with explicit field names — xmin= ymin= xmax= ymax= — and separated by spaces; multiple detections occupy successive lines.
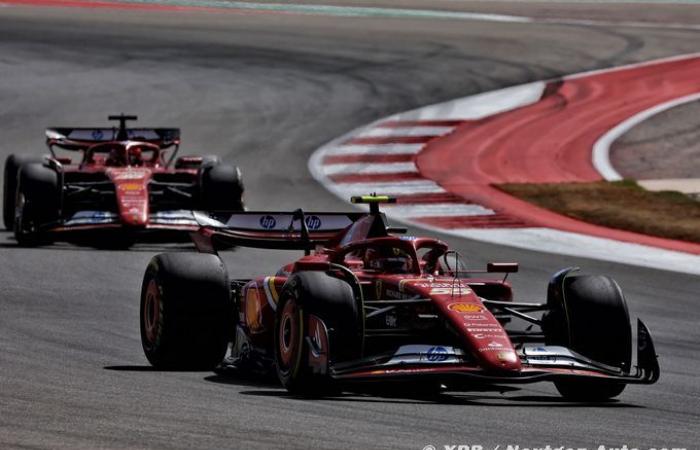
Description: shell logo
xmin=120 ymin=183 xmax=142 ymax=191
xmin=448 ymin=303 xmax=482 ymax=314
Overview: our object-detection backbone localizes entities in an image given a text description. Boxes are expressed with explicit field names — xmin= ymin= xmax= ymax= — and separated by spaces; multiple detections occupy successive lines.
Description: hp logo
xmin=426 ymin=346 xmax=448 ymax=362
xmin=259 ymin=215 xmax=276 ymax=230
xmin=305 ymin=215 xmax=322 ymax=230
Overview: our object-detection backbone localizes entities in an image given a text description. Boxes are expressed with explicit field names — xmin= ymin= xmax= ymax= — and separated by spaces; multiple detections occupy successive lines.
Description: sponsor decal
xmin=416 ymin=282 xmax=471 ymax=290
xmin=385 ymin=313 xmax=398 ymax=328
xmin=305 ymin=215 xmax=322 ymax=230
xmin=478 ymin=342 xmax=506 ymax=353
xmin=259 ymin=215 xmax=276 ymax=229
xmin=112 ymin=169 xmax=149 ymax=180
xmin=120 ymin=183 xmax=142 ymax=191
xmin=463 ymin=314 xmax=489 ymax=321
xmin=426 ymin=346 xmax=448 ymax=362
xmin=466 ymin=326 xmax=502 ymax=332
xmin=471 ymin=333 xmax=505 ymax=339
xmin=448 ymin=303 xmax=482 ymax=314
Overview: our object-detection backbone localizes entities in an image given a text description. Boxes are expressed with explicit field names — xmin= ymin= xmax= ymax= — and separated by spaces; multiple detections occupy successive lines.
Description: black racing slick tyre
xmin=274 ymin=271 xmax=362 ymax=396
xmin=3 ymin=154 xmax=43 ymax=230
xmin=140 ymin=253 xmax=234 ymax=370
xmin=543 ymin=272 xmax=632 ymax=400
xmin=200 ymin=163 xmax=245 ymax=212
xmin=174 ymin=154 xmax=220 ymax=170
xmin=14 ymin=162 xmax=59 ymax=246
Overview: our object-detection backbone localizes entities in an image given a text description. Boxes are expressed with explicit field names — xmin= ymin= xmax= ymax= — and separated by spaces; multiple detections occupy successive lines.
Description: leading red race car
xmin=138 ymin=195 xmax=659 ymax=400
xmin=3 ymin=115 xmax=244 ymax=246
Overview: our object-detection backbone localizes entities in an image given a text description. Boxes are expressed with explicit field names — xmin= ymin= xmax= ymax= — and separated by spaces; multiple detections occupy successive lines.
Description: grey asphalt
xmin=0 ymin=4 xmax=699 ymax=449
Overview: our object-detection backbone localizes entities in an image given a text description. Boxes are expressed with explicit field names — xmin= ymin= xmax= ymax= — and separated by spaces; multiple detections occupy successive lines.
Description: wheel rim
xmin=143 ymin=279 xmax=161 ymax=345
xmin=278 ymin=298 xmax=300 ymax=371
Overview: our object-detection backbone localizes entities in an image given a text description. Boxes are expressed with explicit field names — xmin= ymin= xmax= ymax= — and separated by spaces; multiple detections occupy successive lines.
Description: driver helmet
xmin=363 ymin=247 xmax=413 ymax=274
xmin=106 ymin=147 xmax=124 ymax=166
xmin=128 ymin=147 xmax=143 ymax=166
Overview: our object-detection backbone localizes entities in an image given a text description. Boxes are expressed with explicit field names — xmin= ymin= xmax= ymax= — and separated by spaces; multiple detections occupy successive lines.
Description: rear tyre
xmin=543 ymin=273 xmax=631 ymax=400
xmin=4 ymin=154 xmax=43 ymax=230
xmin=200 ymin=163 xmax=245 ymax=211
xmin=174 ymin=154 xmax=220 ymax=169
xmin=14 ymin=162 xmax=59 ymax=246
xmin=275 ymin=271 xmax=362 ymax=396
xmin=140 ymin=253 xmax=233 ymax=370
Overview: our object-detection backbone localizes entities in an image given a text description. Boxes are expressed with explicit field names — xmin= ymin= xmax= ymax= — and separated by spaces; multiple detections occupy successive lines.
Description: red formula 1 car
xmin=3 ymin=115 xmax=244 ymax=246
xmin=138 ymin=195 xmax=659 ymax=400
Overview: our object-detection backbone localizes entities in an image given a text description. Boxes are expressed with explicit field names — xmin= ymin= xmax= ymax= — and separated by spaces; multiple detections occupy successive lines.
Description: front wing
xmin=42 ymin=210 xmax=199 ymax=233
xmin=330 ymin=320 xmax=659 ymax=386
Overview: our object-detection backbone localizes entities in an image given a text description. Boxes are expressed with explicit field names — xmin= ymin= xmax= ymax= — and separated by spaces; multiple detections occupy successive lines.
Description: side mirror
xmin=487 ymin=262 xmax=519 ymax=273
xmin=442 ymin=252 xmax=467 ymax=274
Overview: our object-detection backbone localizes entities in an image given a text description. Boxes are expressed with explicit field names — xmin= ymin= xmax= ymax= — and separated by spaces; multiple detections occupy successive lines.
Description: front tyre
xmin=14 ymin=162 xmax=59 ymax=246
xmin=543 ymin=272 xmax=631 ymax=400
xmin=140 ymin=253 xmax=233 ymax=370
xmin=274 ymin=271 xmax=362 ymax=396
xmin=4 ymin=154 xmax=44 ymax=230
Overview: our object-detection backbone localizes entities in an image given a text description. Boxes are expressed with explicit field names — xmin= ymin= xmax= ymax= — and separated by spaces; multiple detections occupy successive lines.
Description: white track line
xmin=322 ymin=162 xmax=417 ymax=175
xmin=323 ymin=143 xmax=425 ymax=156
xmin=593 ymin=91 xmax=700 ymax=181
xmin=330 ymin=180 xmax=446 ymax=196
xmin=382 ymin=203 xmax=495 ymax=218
xmin=387 ymin=81 xmax=546 ymax=121
xmin=357 ymin=126 xmax=455 ymax=137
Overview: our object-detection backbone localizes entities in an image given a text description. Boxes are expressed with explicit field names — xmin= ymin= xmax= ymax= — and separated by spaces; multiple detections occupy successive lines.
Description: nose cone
xmin=117 ymin=181 xmax=149 ymax=226
xmin=448 ymin=301 xmax=522 ymax=372
xmin=107 ymin=169 xmax=151 ymax=227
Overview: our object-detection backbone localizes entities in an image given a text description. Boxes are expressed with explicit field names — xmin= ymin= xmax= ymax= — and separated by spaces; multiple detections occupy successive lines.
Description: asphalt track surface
xmin=1 ymin=3 xmax=699 ymax=449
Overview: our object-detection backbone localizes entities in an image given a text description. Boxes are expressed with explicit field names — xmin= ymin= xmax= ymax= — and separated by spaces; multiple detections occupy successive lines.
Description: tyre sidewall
xmin=139 ymin=253 xmax=233 ymax=370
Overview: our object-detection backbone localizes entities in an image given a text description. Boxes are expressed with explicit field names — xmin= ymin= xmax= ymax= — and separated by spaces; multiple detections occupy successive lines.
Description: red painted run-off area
xmin=416 ymin=57 xmax=700 ymax=254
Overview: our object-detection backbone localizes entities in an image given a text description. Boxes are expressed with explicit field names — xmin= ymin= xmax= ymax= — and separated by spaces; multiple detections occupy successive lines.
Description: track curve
xmin=1 ymin=4 xmax=699 ymax=449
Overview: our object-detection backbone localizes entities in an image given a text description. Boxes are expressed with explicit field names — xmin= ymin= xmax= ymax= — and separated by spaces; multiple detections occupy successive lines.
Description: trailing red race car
xmin=139 ymin=195 xmax=659 ymax=400
xmin=3 ymin=114 xmax=244 ymax=246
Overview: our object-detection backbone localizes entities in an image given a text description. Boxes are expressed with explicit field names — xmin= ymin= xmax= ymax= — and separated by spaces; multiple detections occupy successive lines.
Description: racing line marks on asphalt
xmin=6 ymin=0 xmax=700 ymax=33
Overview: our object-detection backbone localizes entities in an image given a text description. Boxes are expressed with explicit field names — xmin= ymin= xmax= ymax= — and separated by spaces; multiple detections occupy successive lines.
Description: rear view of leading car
xmin=137 ymin=196 xmax=659 ymax=401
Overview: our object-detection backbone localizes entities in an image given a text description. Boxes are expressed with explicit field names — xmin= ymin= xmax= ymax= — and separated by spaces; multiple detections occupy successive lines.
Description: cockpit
xmin=84 ymin=142 xmax=162 ymax=167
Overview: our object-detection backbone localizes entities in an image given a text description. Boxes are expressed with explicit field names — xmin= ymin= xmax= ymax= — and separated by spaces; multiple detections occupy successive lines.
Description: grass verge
xmin=497 ymin=179 xmax=700 ymax=244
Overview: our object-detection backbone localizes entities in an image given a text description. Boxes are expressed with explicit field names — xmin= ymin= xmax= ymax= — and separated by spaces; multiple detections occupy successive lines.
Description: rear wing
xmin=191 ymin=195 xmax=402 ymax=253
xmin=46 ymin=127 xmax=180 ymax=151
xmin=192 ymin=210 xmax=368 ymax=252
